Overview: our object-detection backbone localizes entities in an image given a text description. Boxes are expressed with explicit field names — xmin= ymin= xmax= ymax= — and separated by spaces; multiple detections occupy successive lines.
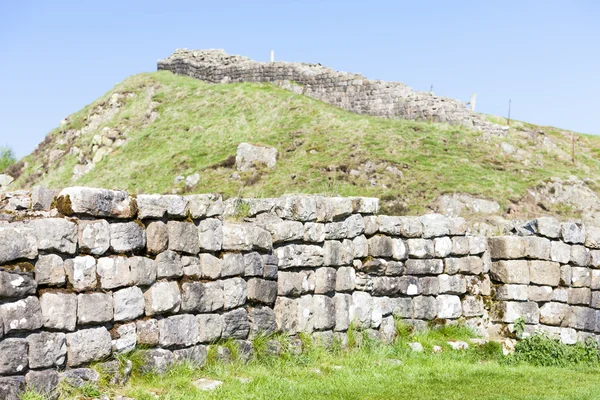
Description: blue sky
xmin=0 ymin=0 xmax=598 ymax=157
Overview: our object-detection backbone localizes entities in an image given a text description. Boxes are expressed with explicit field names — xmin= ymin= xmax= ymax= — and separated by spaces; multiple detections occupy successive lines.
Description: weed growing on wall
xmin=505 ymin=333 xmax=600 ymax=367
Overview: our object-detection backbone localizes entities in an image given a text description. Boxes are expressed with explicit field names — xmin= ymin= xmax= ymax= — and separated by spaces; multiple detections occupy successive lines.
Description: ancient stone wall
xmin=2 ymin=186 xmax=600 ymax=397
xmin=157 ymin=49 xmax=506 ymax=135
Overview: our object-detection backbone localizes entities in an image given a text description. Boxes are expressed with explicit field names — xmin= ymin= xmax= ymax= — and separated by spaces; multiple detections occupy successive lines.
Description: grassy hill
xmin=9 ymin=71 xmax=600 ymax=216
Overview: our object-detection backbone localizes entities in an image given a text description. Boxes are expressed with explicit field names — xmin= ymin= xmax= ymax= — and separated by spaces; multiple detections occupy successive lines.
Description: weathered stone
xmin=155 ymin=250 xmax=183 ymax=279
xmin=222 ymin=222 xmax=272 ymax=251
xmin=351 ymin=197 xmax=379 ymax=214
xmin=66 ymin=327 xmax=112 ymax=366
xmin=561 ymin=222 xmax=585 ymax=244
xmin=561 ymin=265 xmax=572 ymax=286
xmin=495 ymin=284 xmax=528 ymax=301
xmin=187 ymin=254 xmax=217 ymax=280
xmin=187 ymin=193 xmax=224 ymax=218
xmin=276 ymin=244 xmax=324 ymax=268
xmin=27 ymin=331 xmax=66 ymax=369
xmin=0 ymin=225 xmax=38 ymax=264
xmin=0 ymin=338 xmax=28 ymax=374
xmin=222 ymin=308 xmax=250 ymax=339
xmin=198 ymin=218 xmax=223 ymax=252
xmin=275 ymin=195 xmax=318 ymax=222
xmin=385 ymin=260 xmax=404 ymax=276
xmin=274 ymin=297 xmax=298 ymax=334
xmin=247 ymin=278 xmax=277 ymax=304
xmin=462 ymin=296 xmax=484 ymax=317
xmin=113 ymin=286 xmax=145 ymax=321
xmin=297 ymin=295 xmax=314 ymax=333
xmin=130 ymin=256 xmax=156 ymax=286
xmin=436 ymin=295 xmax=462 ymax=319
xmin=533 ymin=217 xmax=561 ymax=239
xmin=490 ymin=260 xmax=530 ymax=284
xmin=398 ymin=276 xmax=422 ymax=295
xmin=528 ymin=285 xmax=553 ymax=302
xmin=277 ymin=271 xmax=302 ymax=297
xmin=144 ymin=281 xmax=181 ymax=316
xmin=313 ymin=267 xmax=336 ymax=294
xmin=539 ymin=302 xmax=570 ymax=326
xmin=59 ymin=368 xmax=100 ymax=388
xmin=468 ymin=236 xmax=488 ymax=254
xmin=335 ymin=266 xmax=356 ymax=292
xmin=197 ymin=314 xmax=223 ymax=343
xmin=221 ymin=252 xmax=244 ymax=277
xmin=413 ymin=296 xmax=437 ymax=320
xmin=242 ymin=252 xmax=263 ymax=277
xmin=351 ymin=291 xmax=373 ymax=329
xmin=136 ymin=319 xmax=159 ymax=345
xmin=0 ymin=270 xmax=37 ymax=298
xmin=34 ymin=254 xmax=65 ymax=286
xmin=136 ymin=194 xmax=188 ymax=219
xmin=0 ymin=296 xmax=43 ymax=333
xmin=63 ymin=256 xmax=97 ymax=292
xmin=304 ymin=222 xmax=325 ymax=243
xmin=585 ymin=226 xmax=600 ymax=249
xmin=110 ymin=222 xmax=146 ymax=253
xmin=26 ymin=370 xmax=59 ymax=400
xmin=438 ymin=274 xmax=466 ymax=294
xmin=173 ymin=345 xmax=207 ymax=366
xmin=77 ymin=292 xmax=113 ymax=324
xmin=524 ymin=236 xmax=551 ymax=260
xmin=323 ymin=240 xmax=353 ymax=266
xmin=551 ymin=241 xmax=571 ymax=264
xmin=418 ymin=276 xmax=438 ymax=295
xmin=167 ymin=221 xmax=199 ymax=254
xmin=27 ymin=218 xmax=77 ymax=254
xmin=223 ymin=278 xmax=247 ymax=310
xmin=235 ymin=142 xmax=277 ymax=171
xmin=488 ymin=236 xmax=526 ymax=259
xmin=564 ymin=306 xmax=596 ymax=331
xmin=158 ymin=314 xmax=199 ymax=347
xmin=592 ymin=292 xmax=600 ymax=309
xmin=112 ymin=323 xmax=136 ymax=353
xmin=181 ymin=281 xmax=223 ymax=313
xmin=40 ymin=292 xmax=76 ymax=331
xmin=407 ymin=239 xmax=434 ymax=259
xmin=332 ymin=293 xmax=351 ymax=331
xmin=529 ymin=261 xmax=560 ymax=286
xmin=387 ymin=297 xmax=412 ymax=318
xmin=146 ymin=221 xmax=168 ymax=255
xmin=552 ymin=287 xmax=569 ymax=303
xmin=78 ymin=220 xmax=111 ymax=255
xmin=496 ymin=301 xmax=539 ymax=324
xmin=141 ymin=348 xmax=174 ymax=374
xmin=571 ymin=245 xmax=591 ymax=267
xmin=372 ymin=276 xmax=402 ymax=296
xmin=433 ymin=237 xmax=452 ymax=258
xmin=592 ymin=270 xmax=600 ymax=290
xmin=57 ymin=187 xmax=135 ymax=218
xmin=405 ymin=259 xmax=443 ymax=275
xmin=97 ymin=256 xmax=132 ymax=289
xmin=450 ymin=236 xmax=470 ymax=256
xmin=568 ymin=287 xmax=591 ymax=305
xmin=268 ymin=221 xmax=304 ymax=243
xmin=248 ymin=306 xmax=276 ymax=337
xmin=571 ymin=267 xmax=591 ymax=287
xmin=419 ymin=214 xmax=450 ymax=238
xmin=367 ymin=235 xmax=393 ymax=258
xmin=312 ymin=295 xmax=335 ymax=330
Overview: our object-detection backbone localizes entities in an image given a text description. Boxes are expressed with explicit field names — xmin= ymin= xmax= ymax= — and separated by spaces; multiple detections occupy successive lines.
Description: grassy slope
xmin=13 ymin=71 xmax=600 ymax=215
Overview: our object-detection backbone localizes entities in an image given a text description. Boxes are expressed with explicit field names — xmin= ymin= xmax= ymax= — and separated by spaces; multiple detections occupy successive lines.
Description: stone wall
xmin=157 ymin=49 xmax=507 ymax=136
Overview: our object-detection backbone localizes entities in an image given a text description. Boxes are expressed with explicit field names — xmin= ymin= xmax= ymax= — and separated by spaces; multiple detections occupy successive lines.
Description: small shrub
xmin=506 ymin=333 xmax=600 ymax=367
xmin=0 ymin=145 xmax=16 ymax=173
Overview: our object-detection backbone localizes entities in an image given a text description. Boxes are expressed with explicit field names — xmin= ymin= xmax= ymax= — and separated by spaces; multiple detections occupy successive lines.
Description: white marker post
xmin=470 ymin=93 xmax=477 ymax=112
xmin=270 ymin=50 xmax=274 ymax=63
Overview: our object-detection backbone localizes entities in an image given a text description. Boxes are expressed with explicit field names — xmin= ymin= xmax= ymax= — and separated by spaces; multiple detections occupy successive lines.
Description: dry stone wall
xmin=2 ymin=186 xmax=600 ymax=397
xmin=157 ymin=49 xmax=506 ymax=135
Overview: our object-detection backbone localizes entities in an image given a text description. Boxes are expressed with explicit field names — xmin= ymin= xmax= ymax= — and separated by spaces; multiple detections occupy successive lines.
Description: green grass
xmin=12 ymin=71 xmax=600 ymax=215
xmin=0 ymin=145 xmax=15 ymax=173
xmin=58 ymin=326 xmax=600 ymax=400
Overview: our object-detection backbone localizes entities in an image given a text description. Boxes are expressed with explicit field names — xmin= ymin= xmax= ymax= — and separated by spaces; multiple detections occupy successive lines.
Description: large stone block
xmin=368 ymin=235 xmax=393 ymax=258
xmin=407 ymin=239 xmax=434 ymax=259
xmin=528 ymin=285 xmax=553 ymax=302
xmin=181 ymin=281 xmax=223 ymax=313
xmin=222 ymin=222 xmax=272 ymax=251
xmin=144 ymin=281 xmax=181 ymax=316
xmin=136 ymin=194 xmax=188 ymax=219
xmin=419 ymin=214 xmax=450 ymax=238
xmin=27 ymin=218 xmax=77 ymax=254
xmin=137 ymin=319 xmax=159 ymax=346
xmin=221 ymin=252 xmax=245 ymax=277
xmin=524 ymin=236 xmax=551 ymax=260
xmin=0 ymin=296 xmax=43 ymax=333
xmin=570 ymin=245 xmax=591 ymax=267
xmin=159 ymin=314 xmax=199 ymax=347
xmin=197 ymin=253 xmax=221 ymax=279
xmin=198 ymin=218 xmax=223 ymax=252
xmin=268 ymin=221 xmax=304 ymax=243
xmin=561 ymin=222 xmax=585 ymax=244
xmin=571 ymin=267 xmax=591 ymax=288
xmin=550 ymin=241 xmax=571 ymax=264
xmin=564 ymin=306 xmax=596 ymax=331
xmin=97 ymin=256 xmax=132 ymax=289
xmin=323 ymin=240 xmax=353 ymax=266
xmin=568 ymin=287 xmax=591 ymax=305
xmin=372 ymin=277 xmax=402 ymax=296
xmin=532 ymin=217 xmax=561 ymax=239
xmin=40 ymin=292 xmax=76 ymax=331
xmin=462 ymin=296 xmax=484 ymax=317
xmin=488 ymin=236 xmax=526 ymax=259
xmin=496 ymin=301 xmax=539 ymax=324
xmin=274 ymin=297 xmax=299 ymax=334
xmin=389 ymin=297 xmax=413 ymax=318
xmin=27 ymin=331 xmax=66 ymax=369
xmin=155 ymin=250 xmax=183 ymax=279
xmin=333 ymin=293 xmax=352 ymax=331
xmin=277 ymin=271 xmax=303 ymax=297
xmin=314 ymin=267 xmax=336 ymax=294
xmin=146 ymin=221 xmax=168 ymax=255
xmin=585 ymin=226 xmax=600 ymax=249
xmin=304 ymin=222 xmax=326 ymax=243
xmin=276 ymin=244 xmax=324 ymax=268
xmin=25 ymin=370 xmax=59 ymax=400
xmin=57 ymin=187 xmax=135 ymax=218
xmin=529 ymin=261 xmax=560 ymax=287
xmin=78 ymin=219 xmax=111 ymax=256
xmin=450 ymin=236 xmax=470 ymax=256
xmin=197 ymin=314 xmax=223 ymax=343
xmin=77 ymin=292 xmax=113 ymax=324
xmin=436 ymin=295 xmax=462 ymax=319
xmin=114 ymin=286 xmax=145 ymax=321
xmin=433 ymin=237 xmax=452 ymax=258
xmin=112 ymin=323 xmax=136 ymax=354
xmin=248 ymin=306 xmax=277 ymax=337
xmin=413 ymin=296 xmax=437 ymax=320
xmin=438 ymin=274 xmax=466 ymax=294
xmin=223 ymin=278 xmax=248 ymax=310
xmin=34 ymin=254 xmax=65 ymax=287
xmin=490 ymin=260 xmax=529 ymax=284
xmin=173 ymin=345 xmax=207 ymax=366
xmin=243 ymin=252 xmax=263 ymax=277
xmin=312 ymin=295 xmax=335 ymax=330
xmin=141 ymin=349 xmax=174 ymax=374
xmin=0 ymin=376 xmax=26 ymax=400
xmin=398 ymin=276 xmax=422 ymax=295
xmin=247 ymin=278 xmax=277 ymax=304
xmin=130 ymin=256 xmax=157 ymax=286
xmin=0 ymin=338 xmax=28 ymax=374
xmin=167 ymin=221 xmax=199 ymax=254
xmin=405 ymin=259 xmax=443 ymax=275
xmin=0 ymin=270 xmax=36 ymax=299
xmin=222 ymin=308 xmax=250 ymax=339
xmin=420 ymin=276 xmax=439 ymax=295
xmin=336 ymin=267 xmax=356 ymax=292
xmin=64 ymin=256 xmax=97 ymax=292
xmin=495 ymin=284 xmax=528 ymax=301
xmin=275 ymin=195 xmax=318 ymax=222
xmin=351 ymin=291 xmax=373 ymax=329
xmin=468 ymin=236 xmax=488 ymax=255
xmin=539 ymin=302 xmax=570 ymax=326
xmin=109 ymin=222 xmax=146 ymax=253
xmin=187 ymin=193 xmax=224 ymax=218
xmin=0 ymin=224 xmax=37 ymax=265
xmin=66 ymin=327 xmax=112 ymax=366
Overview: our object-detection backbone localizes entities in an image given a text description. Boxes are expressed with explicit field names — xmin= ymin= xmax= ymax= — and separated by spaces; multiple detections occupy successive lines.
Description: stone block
xmin=552 ymin=287 xmax=569 ymax=303
xmin=27 ymin=218 xmax=77 ymax=254
xmin=419 ymin=214 xmax=450 ymax=238
xmin=277 ymin=271 xmax=303 ymax=297
xmin=243 ymin=252 xmax=263 ymax=277
xmin=197 ymin=314 xmax=224 ymax=343
xmin=155 ymin=250 xmax=183 ymax=279
xmin=592 ymin=250 xmax=600 ymax=268
xmin=114 ymin=286 xmax=145 ymax=321
xmin=159 ymin=314 xmax=199 ymax=347
xmin=407 ymin=239 xmax=434 ymax=259
xmin=352 ymin=291 xmax=373 ymax=329
xmin=372 ymin=277 xmax=402 ymax=296
xmin=488 ymin=236 xmax=526 ymax=259
xmin=109 ymin=222 xmax=146 ymax=253
xmin=405 ymin=259 xmax=443 ymax=275
xmin=568 ymin=287 xmax=591 ymax=305
xmin=223 ymin=278 xmax=247 ymax=310
xmin=466 ymin=275 xmax=491 ymax=296
xmin=248 ymin=306 xmax=277 ymax=337
xmin=111 ymin=322 xmax=136 ymax=353
xmin=97 ymin=256 xmax=132 ymax=289
xmin=571 ymin=245 xmax=591 ymax=267
xmin=222 ymin=308 xmax=250 ymax=339
xmin=222 ymin=222 xmax=271 ymax=251
xmin=167 ymin=221 xmax=199 ymax=254
xmin=0 ymin=338 xmax=28 ymax=374
xmin=524 ymin=236 xmax=551 ymax=260
xmin=0 ymin=296 xmax=43 ymax=333
xmin=312 ymin=295 xmax=335 ymax=330
xmin=77 ymin=292 xmax=113 ymax=324
xmin=468 ymin=236 xmax=488 ymax=254
xmin=433 ymin=237 xmax=452 ymax=258
xmin=173 ymin=345 xmax=207 ymax=366
xmin=40 ymin=292 xmax=76 ymax=331
xmin=247 ymin=278 xmax=277 ymax=304
xmin=496 ymin=301 xmax=539 ymax=324
xmin=198 ymin=218 xmax=223 ymax=252
xmin=413 ymin=296 xmax=437 ymax=320
xmin=181 ymin=281 xmax=223 ymax=313
xmin=390 ymin=297 xmax=413 ymax=318
xmin=135 ymin=319 xmax=159 ymax=346
xmin=420 ymin=276 xmax=439 ymax=295
xmin=0 ymin=224 xmax=37 ymax=265
xmin=539 ymin=302 xmax=570 ymax=326
xmin=533 ymin=217 xmax=561 ymax=239
xmin=0 ymin=270 xmax=36 ymax=299
xmin=323 ymin=240 xmax=354 ymax=266
xmin=146 ymin=221 xmax=168 ymax=255
xmin=187 ymin=193 xmax=223 ymax=218
xmin=141 ymin=348 xmax=174 ymax=374
xmin=136 ymin=194 xmax=187 ymax=219
xmin=462 ymin=296 xmax=484 ymax=317
xmin=336 ymin=267 xmax=356 ymax=292
xmin=221 ymin=252 xmax=244 ymax=277
xmin=495 ymin=284 xmax=528 ymax=301
xmin=276 ymin=244 xmax=324 ymax=268
xmin=529 ymin=261 xmax=560 ymax=286
xmin=490 ymin=260 xmax=529 ymax=284
xmin=354 ymin=235 xmax=369 ymax=258
xmin=363 ymin=215 xmax=378 ymax=236
xmin=585 ymin=226 xmax=600 ymax=249
xmin=144 ymin=281 xmax=181 ymax=316
xmin=0 ymin=376 xmax=26 ymax=400
xmin=528 ymin=285 xmax=553 ymax=302
xmin=130 ymin=256 xmax=157 ymax=286
xmin=560 ymin=265 xmax=572 ymax=286
xmin=34 ymin=254 xmax=65 ymax=286
xmin=274 ymin=297 xmax=298 ymax=335
xmin=592 ymin=292 xmax=600 ymax=309
xmin=193 ymin=253 xmax=220 ymax=279
xmin=564 ymin=306 xmax=596 ymax=331
xmin=27 ymin=331 xmax=66 ymax=369
xmin=78 ymin=219 xmax=110 ymax=255
xmin=561 ymin=222 xmax=585 ymax=244
xmin=333 ymin=293 xmax=352 ymax=331
xmin=66 ymin=327 xmax=112 ymax=366
xmin=571 ymin=267 xmax=591 ymax=287
xmin=297 ymin=295 xmax=314 ymax=333
xmin=385 ymin=261 xmax=404 ymax=276
xmin=64 ymin=256 xmax=97 ymax=292
xmin=392 ymin=238 xmax=407 ymax=260
xmin=314 ymin=267 xmax=336 ymax=294
xmin=551 ymin=241 xmax=571 ymax=264
xmin=368 ymin=235 xmax=393 ymax=258
xmin=25 ymin=370 xmax=59 ymax=400
xmin=592 ymin=270 xmax=600 ymax=290
xmin=304 ymin=222 xmax=325 ymax=243
xmin=436 ymin=295 xmax=462 ymax=319
xmin=398 ymin=276 xmax=422 ymax=295
xmin=438 ymin=274 xmax=467 ymax=294
xmin=450 ymin=236 xmax=470 ymax=256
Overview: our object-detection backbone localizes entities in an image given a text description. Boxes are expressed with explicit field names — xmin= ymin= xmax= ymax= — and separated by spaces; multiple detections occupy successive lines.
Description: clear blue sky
xmin=0 ymin=0 xmax=598 ymax=157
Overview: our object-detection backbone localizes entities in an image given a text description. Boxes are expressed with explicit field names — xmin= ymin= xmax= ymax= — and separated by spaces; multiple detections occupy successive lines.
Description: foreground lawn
xmin=79 ymin=327 xmax=600 ymax=400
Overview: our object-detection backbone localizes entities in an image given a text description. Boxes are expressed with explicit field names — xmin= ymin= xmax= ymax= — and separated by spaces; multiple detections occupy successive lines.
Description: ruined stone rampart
xmin=1 ymin=187 xmax=599 ymax=397
xmin=157 ymin=49 xmax=506 ymax=135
